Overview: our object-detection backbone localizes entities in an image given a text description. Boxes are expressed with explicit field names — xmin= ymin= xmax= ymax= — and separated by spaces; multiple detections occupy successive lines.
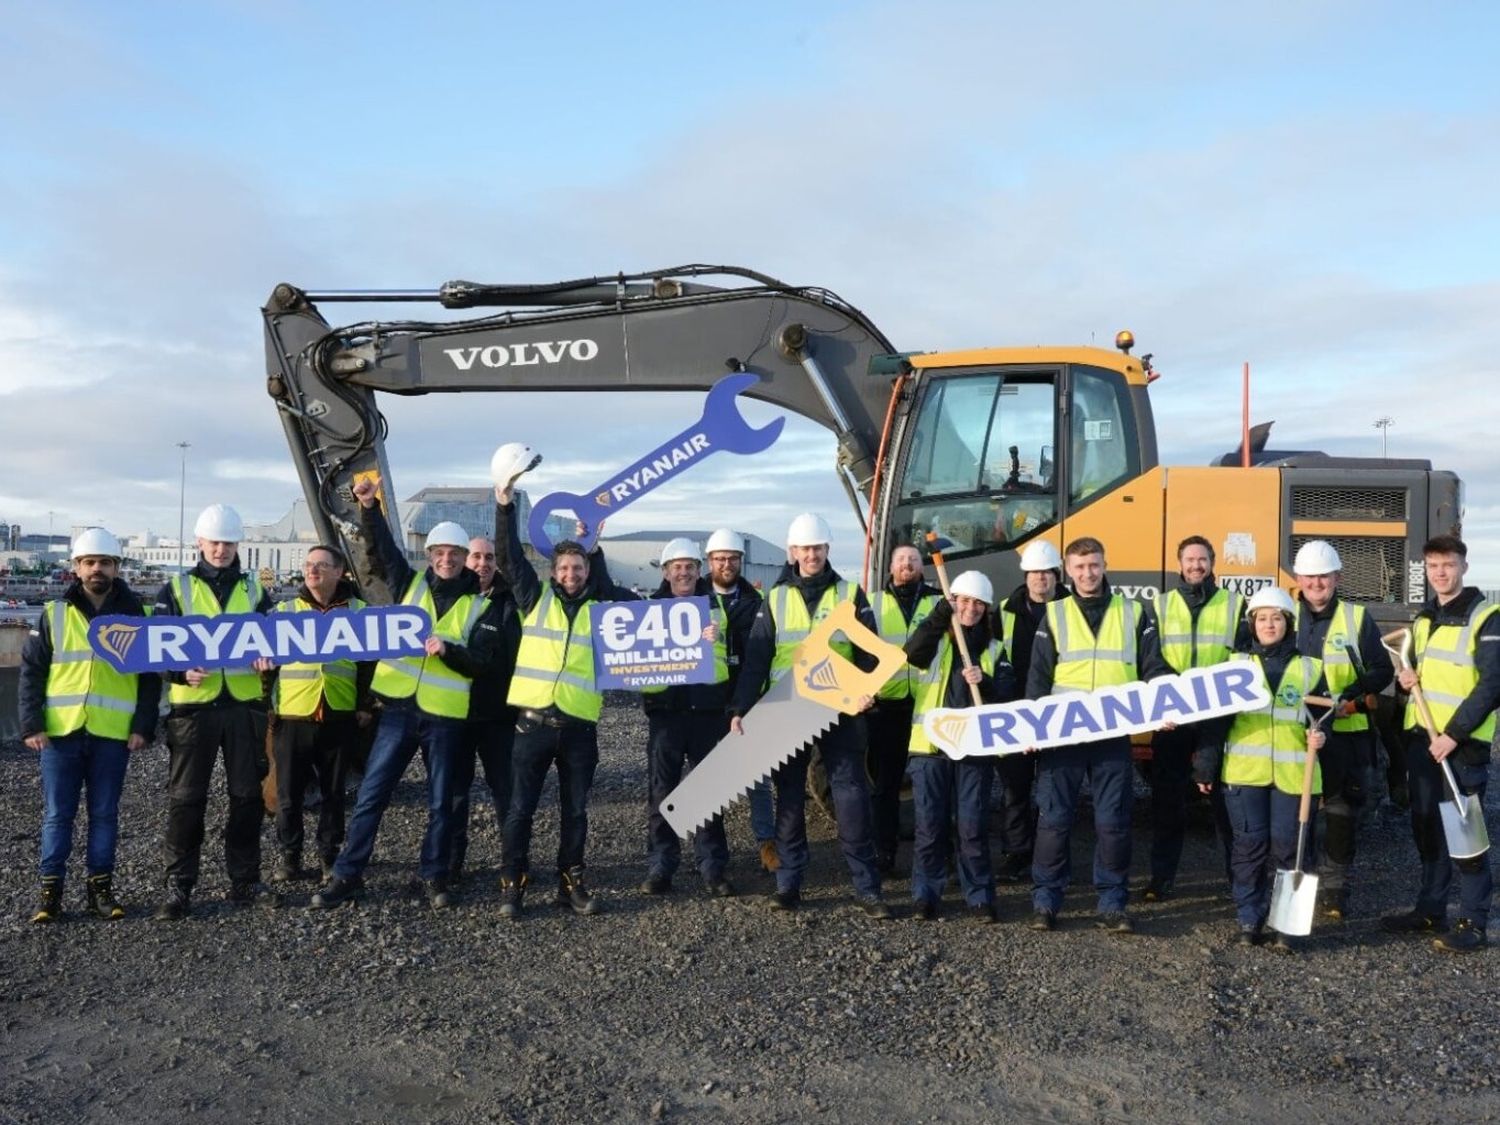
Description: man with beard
xmin=265 ymin=544 xmax=374 ymax=885
xmin=22 ymin=528 xmax=159 ymax=922
xmin=313 ymin=477 xmax=502 ymax=910
xmin=865 ymin=544 xmax=942 ymax=875
xmin=1145 ymin=536 xmax=1244 ymax=900
xmin=153 ymin=503 xmax=277 ymax=920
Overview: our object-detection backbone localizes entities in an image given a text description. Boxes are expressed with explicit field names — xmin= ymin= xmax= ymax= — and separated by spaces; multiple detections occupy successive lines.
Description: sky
xmin=2 ymin=1 xmax=1498 ymax=585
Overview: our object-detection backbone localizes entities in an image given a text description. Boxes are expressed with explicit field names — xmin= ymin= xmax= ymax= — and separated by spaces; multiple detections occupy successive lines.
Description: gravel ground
xmin=3 ymin=701 xmax=1498 ymax=1124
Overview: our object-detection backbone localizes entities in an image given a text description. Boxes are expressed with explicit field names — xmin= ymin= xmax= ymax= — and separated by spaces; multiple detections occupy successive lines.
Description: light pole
xmin=1373 ymin=416 xmax=1394 ymax=459
xmin=176 ymin=441 xmax=191 ymax=573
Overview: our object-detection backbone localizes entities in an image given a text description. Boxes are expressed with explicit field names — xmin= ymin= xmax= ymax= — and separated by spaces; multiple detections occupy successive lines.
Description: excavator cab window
xmin=889 ymin=370 xmax=1059 ymax=557
xmin=1067 ymin=365 xmax=1138 ymax=507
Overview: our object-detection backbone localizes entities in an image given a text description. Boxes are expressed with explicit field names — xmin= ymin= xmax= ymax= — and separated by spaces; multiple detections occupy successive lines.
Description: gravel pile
xmin=3 ymin=701 xmax=1498 ymax=1123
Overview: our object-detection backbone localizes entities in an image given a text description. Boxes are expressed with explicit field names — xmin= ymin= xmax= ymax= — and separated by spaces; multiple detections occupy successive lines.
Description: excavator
xmin=261 ymin=265 xmax=1462 ymax=623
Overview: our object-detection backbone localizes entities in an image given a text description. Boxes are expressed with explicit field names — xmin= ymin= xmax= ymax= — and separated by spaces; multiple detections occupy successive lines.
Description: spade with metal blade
xmin=660 ymin=600 xmax=909 ymax=839
xmin=1381 ymin=627 xmax=1489 ymax=859
xmin=1267 ymin=700 xmax=1335 ymax=937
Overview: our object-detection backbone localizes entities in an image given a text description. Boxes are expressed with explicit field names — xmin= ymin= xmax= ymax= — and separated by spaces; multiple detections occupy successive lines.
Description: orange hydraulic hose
xmin=862 ymin=370 xmax=909 ymax=589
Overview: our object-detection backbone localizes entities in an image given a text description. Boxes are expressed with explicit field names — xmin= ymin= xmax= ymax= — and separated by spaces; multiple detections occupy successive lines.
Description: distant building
xmin=596 ymin=530 xmax=783 ymax=591
xmin=399 ymin=487 xmax=532 ymax=555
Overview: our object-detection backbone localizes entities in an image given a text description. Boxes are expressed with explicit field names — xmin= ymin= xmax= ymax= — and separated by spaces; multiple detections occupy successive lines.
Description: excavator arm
xmin=262 ymin=265 xmax=904 ymax=595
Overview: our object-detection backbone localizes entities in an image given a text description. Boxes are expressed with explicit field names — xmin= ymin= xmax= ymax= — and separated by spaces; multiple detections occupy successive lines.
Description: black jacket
xmin=1412 ymin=586 xmax=1500 ymax=755
xmin=996 ymin=580 xmax=1069 ymax=692
xmin=642 ymin=577 xmax=731 ymax=714
xmin=904 ymin=599 xmax=1016 ymax=708
xmin=1026 ymin=580 xmax=1172 ymax=700
xmin=20 ymin=577 xmax=160 ymax=741
xmin=1294 ymin=592 xmax=1395 ymax=699
xmin=712 ymin=575 xmax=763 ymax=696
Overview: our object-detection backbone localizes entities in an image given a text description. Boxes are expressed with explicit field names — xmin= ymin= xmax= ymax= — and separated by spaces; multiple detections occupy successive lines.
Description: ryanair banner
xmin=923 ymin=665 xmax=1274 ymax=759
xmin=87 ymin=606 xmax=432 ymax=673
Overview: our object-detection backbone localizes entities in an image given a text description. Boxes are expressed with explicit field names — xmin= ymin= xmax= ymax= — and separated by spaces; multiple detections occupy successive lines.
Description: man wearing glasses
xmin=265 ymin=545 xmax=374 ymax=884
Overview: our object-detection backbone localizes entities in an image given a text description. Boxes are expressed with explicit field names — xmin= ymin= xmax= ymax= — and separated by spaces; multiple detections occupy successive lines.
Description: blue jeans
xmin=908 ymin=753 xmax=995 ymax=906
xmin=1405 ymin=736 xmax=1492 ymax=927
xmin=1032 ymin=737 xmax=1133 ymax=914
xmin=333 ymin=706 xmax=463 ymax=882
xmin=39 ymin=732 xmax=130 ymax=878
xmin=749 ymin=779 xmax=775 ymax=842
xmin=503 ymin=719 xmax=598 ymax=879
xmin=1222 ymin=783 xmax=1309 ymax=928
xmin=771 ymin=716 xmax=881 ymax=899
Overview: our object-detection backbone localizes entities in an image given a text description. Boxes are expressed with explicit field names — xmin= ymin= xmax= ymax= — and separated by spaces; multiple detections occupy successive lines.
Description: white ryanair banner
xmin=923 ymin=665 xmax=1274 ymax=759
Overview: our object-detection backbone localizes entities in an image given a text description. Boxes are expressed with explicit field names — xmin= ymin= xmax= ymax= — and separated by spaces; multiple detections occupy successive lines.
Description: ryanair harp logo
xmin=95 ymin=622 xmax=143 ymax=664
xmin=802 ymin=657 xmax=841 ymax=692
xmin=931 ymin=714 xmax=969 ymax=752
xmin=595 ymin=490 xmax=613 ymax=509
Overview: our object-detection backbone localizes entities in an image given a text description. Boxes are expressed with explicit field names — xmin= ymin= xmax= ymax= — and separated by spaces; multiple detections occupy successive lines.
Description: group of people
xmin=19 ymin=482 xmax=1498 ymax=955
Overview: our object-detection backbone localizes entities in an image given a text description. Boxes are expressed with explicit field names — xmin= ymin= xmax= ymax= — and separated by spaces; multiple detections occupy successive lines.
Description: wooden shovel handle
xmin=1297 ymin=739 xmax=1319 ymax=825
xmin=924 ymin=533 xmax=984 ymax=707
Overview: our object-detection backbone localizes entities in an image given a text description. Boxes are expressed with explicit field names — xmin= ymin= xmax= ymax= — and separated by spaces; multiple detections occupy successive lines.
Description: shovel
xmin=1267 ymin=704 xmax=1331 ymax=937
xmin=1381 ymin=627 xmax=1490 ymax=859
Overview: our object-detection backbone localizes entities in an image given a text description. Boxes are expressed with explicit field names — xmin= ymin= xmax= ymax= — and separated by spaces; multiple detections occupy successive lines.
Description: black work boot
xmin=310 ymin=876 xmax=363 ymax=909
xmin=557 ymin=867 xmax=601 ymax=915
xmin=86 ymin=873 xmax=125 ymax=921
xmin=31 ymin=876 xmax=64 ymax=924
xmin=1434 ymin=918 xmax=1489 ymax=954
xmin=271 ymin=854 xmax=305 ymax=884
xmin=424 ymin=877 xmax=452 ymax=911
xmin=228 ymin=881 xmax=284 ymax=909
xmin=498 ymin=874 xmax=527 ymax=920
xmin=153 ymin=880 xmax=193 ymax=922
xmin=1318 ymin=887 xmax=1350 ymax=922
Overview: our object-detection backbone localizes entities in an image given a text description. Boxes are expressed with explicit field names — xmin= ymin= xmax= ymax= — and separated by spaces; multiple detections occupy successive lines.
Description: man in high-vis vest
xmin=446 ymin=534 xmax=521 ymax=887
xmin=640 ymin=538 xmax=735 ymax=898
xmin=728 ymin=512 xmax=892 ymax=918
xmin=153 ymin=503 xmax=277 ymax=920
xmin=902 ymin=569 xmax=1016 ymax=922
xmin=992 ymin=538 xmax=1069 ymax=883
xmin=1292 ymin=539 xmax=1394 ymax=921
xmin=265 ymin=544 xmax=373 ymax=885
xmin=1026 ymin=536 xmax=1172 ymax=934
xmin=705 ymin=528 xmax=775 ymax=872
xmin=313 ymin=476 xmax=502 ymax=911
xmin=1145 ymin=535 xmax=1244 ymax=901
xmin=865 ymin=544 xmax=942 ymax=876
xmin=493 ymin=479 xmax=635 ymax=920
xmin=1382 ymin=536 xmax=1499 ymax=954
xmin=20 ymin=528 xmax=160 ymax=923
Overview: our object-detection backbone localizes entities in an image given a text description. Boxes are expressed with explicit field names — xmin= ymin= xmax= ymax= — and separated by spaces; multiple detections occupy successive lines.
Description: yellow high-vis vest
xmin=1404 ymin=599 xmax=1499 ymax=744
xmin=43 ymin=599 xmax=139 ymax=740
xmin=1222 ymin=653 xmax=1324 ymax=795
xmin=371 ymin=577 xmax=486 ymax=719
xmin=167 ymin=574 xmax=265 ymax=706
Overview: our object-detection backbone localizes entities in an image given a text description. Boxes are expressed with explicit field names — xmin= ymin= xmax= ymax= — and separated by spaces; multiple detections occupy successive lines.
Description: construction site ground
xmin=3 ymin=700 xmax=1498 ymax=1124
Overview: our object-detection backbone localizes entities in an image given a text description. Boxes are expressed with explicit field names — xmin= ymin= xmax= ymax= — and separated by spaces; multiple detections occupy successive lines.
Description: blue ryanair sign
xmin=87 ymin=606 xmax=432 ymax=673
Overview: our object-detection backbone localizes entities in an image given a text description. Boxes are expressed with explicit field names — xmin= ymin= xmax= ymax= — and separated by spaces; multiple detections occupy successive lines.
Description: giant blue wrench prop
xmin=527 ymin=372 xmax=786 ymax=556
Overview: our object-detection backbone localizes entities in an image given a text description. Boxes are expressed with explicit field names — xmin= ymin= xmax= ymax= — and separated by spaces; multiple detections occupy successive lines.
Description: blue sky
xmin=2 ymin=1 xmax=1498 ymax=583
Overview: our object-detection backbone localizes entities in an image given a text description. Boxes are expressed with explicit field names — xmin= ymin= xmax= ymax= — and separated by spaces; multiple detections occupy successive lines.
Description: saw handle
xmin=791 ymin=600 xmax=911 ymax=716
xmin=923 ymin=532 xmax=984 ymax=707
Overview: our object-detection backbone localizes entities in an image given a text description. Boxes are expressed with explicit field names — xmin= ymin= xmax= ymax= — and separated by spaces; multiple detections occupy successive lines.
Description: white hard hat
xmin=1293 ymin=540 xmax=1342 ymax=576
xmin=490 ymin=442 xmax=542 ymax=488
xmin=1247 ymin=586 xmax=1296 ymax=616
xmin=426 ymin=521 xmax=469 ymax=551
xmin=659 ymin=537 xmax=702 ymax=566
xmin=950 ymin=570 xmax=994 ymax=605
xmin=71 ymin=527 xmax=123 ymax=561
xmin=1018 ymin=540 xmax=1063 ymax=572
xmin=193 ymin=503 xmax=244 ymax=543
xmin=786 ymin=512 xmax=833 ymax=548
xmin=705 ymin=528 xmax=744 ymax=556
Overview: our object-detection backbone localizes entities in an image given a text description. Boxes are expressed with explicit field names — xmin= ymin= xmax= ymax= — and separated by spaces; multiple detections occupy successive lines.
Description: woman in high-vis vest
xmin=20 ymin=529 xmax=159 ymax=923
xmin=902 ymin=570 xmax=1016 ymax=922
xmin=1195 ymin=586 xmax=1326 ymax=951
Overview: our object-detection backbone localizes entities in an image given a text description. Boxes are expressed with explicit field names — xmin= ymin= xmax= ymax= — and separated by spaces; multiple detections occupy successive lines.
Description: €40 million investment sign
xmin=87 ymin=606 xmax=432 ymax=673
xmin=592 ymin=597 xmax=716 ymax=691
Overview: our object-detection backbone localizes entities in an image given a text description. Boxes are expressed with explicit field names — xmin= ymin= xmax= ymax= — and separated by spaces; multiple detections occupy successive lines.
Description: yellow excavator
xmin=261 ymin=265 xmax=1461 ymax=623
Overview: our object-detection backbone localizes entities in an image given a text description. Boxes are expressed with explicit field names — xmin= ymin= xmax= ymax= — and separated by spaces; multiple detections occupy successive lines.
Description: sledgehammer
xmin=924 ymin=533 xmax=984 ymax=707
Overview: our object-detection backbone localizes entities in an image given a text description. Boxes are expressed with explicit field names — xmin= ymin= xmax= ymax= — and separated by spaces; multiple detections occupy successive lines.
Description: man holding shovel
xmin=1291 ymin=540 xmax=1394 ymax=921
xmin=1381 ymin=536 xmax=1499 ymax=954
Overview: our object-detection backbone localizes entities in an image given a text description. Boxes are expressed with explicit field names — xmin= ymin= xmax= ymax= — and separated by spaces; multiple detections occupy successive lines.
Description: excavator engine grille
xmin=1290 ymin=534 xmax=1405 ymax=603
xmin=1290 ymin=485 xmax=1407 ymax=521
